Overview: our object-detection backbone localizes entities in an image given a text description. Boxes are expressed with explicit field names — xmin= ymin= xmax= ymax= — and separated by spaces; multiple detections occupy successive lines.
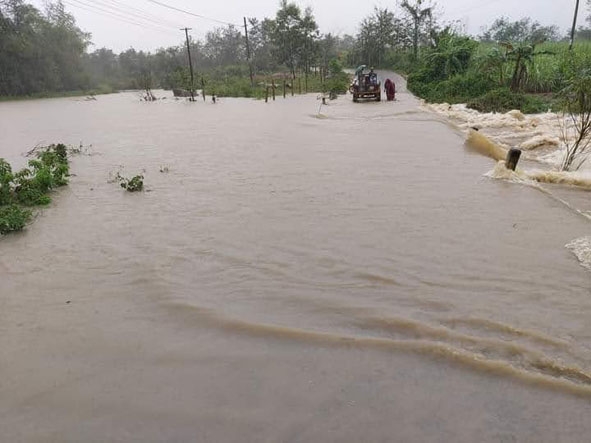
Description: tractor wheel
xmin=353 ymin=94 xmax=358 ymax=102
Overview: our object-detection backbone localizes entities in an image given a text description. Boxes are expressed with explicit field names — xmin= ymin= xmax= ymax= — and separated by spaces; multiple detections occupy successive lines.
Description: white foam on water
xmin=527 ymin=169 xmax=591 ymax=189
xmin=427 ymin=101 xmax=591 ymax=175
xmin=565 ymin=237 xmax=591 ymax=271
xmin=485 ymin=160 xmax=531 ymax=183
xmin=425 ymin=103 xmax=545 ymax=130
xmin=519 ymin=134 xmax=561 ymax=151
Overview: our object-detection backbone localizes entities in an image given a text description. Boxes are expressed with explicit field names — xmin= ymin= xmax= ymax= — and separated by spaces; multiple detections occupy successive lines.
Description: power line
xmin=64 ymin=0 xmax=179 ymax=35
xmin=88 ymin=0 xmax=182 ymax=29
xmin=70 ymin=0 xmax=177 ymax=30
xmin=144 ymin=0 xmax=240 ymax=27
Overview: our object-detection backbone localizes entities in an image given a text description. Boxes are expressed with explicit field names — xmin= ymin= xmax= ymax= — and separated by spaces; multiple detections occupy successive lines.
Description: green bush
xmin=408 ymin=71 xmax=493 ymax=104
xmin=401 ymin=40 xmax=591 ymax=111
xmin=466 ymin=88 xmax=551 ymax=114
xmin=0 ymin=144 xmax=69 ymax=235
xmin=0 ymin=204 xmax=31 ymax=234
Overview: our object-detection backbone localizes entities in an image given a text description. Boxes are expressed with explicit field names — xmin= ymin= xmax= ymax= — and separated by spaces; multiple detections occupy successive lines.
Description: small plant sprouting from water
xmin=0 ymin=143 xmax=70 ymax=235
xmin=114 ymin=172 xmax=144 ymax=192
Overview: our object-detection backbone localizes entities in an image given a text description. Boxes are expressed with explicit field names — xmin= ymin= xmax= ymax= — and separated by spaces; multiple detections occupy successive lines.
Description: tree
xmin=480 ymin=17 xmax=560 ymax=43
xmin=0 ymin=0 xmax=90 ymax=95
xmin=202 ymin=25 xmax=245 ymax=67
xmin=268 ymin=1 xmax=318 ymax=77
xmin=246 ymin=17 xmax=275 ymax=73
xmin=401 ymin=0 xmax=435 ymax=60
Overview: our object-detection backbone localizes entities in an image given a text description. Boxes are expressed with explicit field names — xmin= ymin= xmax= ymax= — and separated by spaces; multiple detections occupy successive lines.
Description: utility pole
xmin=181 ymin=27 xmax=195 ymax=101
xmin=243 ymin=17 xmax=254 ymax=87
xmin=570 ymin=0 xmax=581 ymax=50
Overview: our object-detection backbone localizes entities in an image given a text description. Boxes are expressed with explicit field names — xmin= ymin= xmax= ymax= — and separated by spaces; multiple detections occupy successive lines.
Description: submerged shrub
xmin=116 ymin=173 xmax=144 ymax=192
xmin=0 ymin=143 xmax=70 ymax=235
xmin=0 ymin=159 xmax=13 ymax=206
xmin=0 ymin=205 xmax=31 ymax=234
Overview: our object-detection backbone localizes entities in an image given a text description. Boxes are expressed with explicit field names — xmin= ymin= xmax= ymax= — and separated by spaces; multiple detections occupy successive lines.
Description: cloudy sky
xmin=29 ymin=0 xmax=586 ymax=52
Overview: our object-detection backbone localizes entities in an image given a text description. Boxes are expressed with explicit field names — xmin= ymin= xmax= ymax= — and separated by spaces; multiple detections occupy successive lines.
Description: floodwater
xmin=1 ymin=72 xmax=590 ymax=442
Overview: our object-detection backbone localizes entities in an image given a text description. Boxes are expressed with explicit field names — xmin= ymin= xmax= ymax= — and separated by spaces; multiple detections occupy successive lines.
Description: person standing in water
xmin=384 ymin=78 xmax=396 ymax=101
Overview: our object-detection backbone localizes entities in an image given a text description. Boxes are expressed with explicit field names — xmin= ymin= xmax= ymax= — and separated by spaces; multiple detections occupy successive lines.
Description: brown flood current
xmin=1 ymin=73 xmax=591 ymax=441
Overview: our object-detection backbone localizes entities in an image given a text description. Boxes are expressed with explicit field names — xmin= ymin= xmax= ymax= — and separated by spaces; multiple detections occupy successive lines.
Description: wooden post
xmin=272 ymin=80 xmax=275 ymax=101
xmin=181 ymin=27 xmax=195 ymax=101
xmin=298 ymin=76 xmax=301 ymax=94
xmin=570 ymin=0 xmax=580 ymax=50
xmin=322 ymin=97 xmax=326 ymax=105
xmin=265 ymin=86 xmax=268 ymax=103
xmin=243 ymin=17 xmax=254 ymax=86
xmin=201 ymin=77 xmax=205 ymax=101
xmin=283 ymin=79 xmax=286 ymax=98
xmin=505 ymin=148 xmax=521 ymax=171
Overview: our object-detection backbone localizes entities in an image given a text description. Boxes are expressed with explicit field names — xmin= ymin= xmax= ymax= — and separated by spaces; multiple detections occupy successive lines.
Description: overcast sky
xmin=29 ymin=0 xmax=586 ymax=52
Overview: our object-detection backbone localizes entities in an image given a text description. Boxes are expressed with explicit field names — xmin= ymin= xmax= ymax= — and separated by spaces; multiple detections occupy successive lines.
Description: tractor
xmin=349 ymin=65 xmax=381 ymax=102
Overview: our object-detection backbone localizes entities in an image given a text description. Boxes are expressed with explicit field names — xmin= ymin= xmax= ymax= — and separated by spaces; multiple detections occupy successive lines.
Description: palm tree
xmin=500 ymin=40 xmax=552 ymax=91
xmin=426 ymin=28 xmax=477 ymax=78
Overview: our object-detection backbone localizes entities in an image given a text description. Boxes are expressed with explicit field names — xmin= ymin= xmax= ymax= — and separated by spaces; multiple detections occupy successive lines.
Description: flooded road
xmin=1 ymin=73 xmax=591 ymax=442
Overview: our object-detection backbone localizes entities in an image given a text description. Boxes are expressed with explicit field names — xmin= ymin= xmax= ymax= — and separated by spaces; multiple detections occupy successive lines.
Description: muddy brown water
xmin=1 ymin=73 xmax=591 ymax=442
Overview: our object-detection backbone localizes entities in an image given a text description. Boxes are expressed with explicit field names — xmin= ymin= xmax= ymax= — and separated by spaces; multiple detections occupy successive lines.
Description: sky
xmin=28 ymin=0 xmax=587 ymax=52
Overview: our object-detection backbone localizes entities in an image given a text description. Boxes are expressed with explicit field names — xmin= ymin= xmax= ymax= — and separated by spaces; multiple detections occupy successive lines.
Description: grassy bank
xmin=403 ymin=39 xmax=591 ymax=114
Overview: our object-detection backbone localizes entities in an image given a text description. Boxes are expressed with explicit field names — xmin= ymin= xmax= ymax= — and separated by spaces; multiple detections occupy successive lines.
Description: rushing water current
xmin=1 ymin=73 xmax=591 ymax=441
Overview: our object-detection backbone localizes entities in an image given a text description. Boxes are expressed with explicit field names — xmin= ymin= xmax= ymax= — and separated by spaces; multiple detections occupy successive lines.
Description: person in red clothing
xmin=384 ymin=78 xmax=396 ymax=101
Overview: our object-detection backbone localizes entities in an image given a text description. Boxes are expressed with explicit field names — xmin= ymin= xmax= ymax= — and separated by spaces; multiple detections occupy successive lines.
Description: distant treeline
xmin=2 ymin=0 xmax=591 ymax=101
xmin=0 ymin=0 xmax=356 ymax=97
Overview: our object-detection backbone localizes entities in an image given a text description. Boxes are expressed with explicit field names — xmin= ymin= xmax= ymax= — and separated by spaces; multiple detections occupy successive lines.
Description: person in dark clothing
xmin=384 ymin=78 xmax=396 ymax=101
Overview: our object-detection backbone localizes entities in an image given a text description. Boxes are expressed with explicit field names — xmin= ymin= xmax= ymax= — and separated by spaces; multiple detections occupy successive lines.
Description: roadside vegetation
xmin=349 ymin=3 xmax=591 ymax=115
xmin=0 ymin=144 xmax=69 ymax=235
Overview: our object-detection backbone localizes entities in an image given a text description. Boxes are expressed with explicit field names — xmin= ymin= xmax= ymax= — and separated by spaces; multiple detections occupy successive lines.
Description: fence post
xmin=505 ymin=148 xmax=522 ymax=171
